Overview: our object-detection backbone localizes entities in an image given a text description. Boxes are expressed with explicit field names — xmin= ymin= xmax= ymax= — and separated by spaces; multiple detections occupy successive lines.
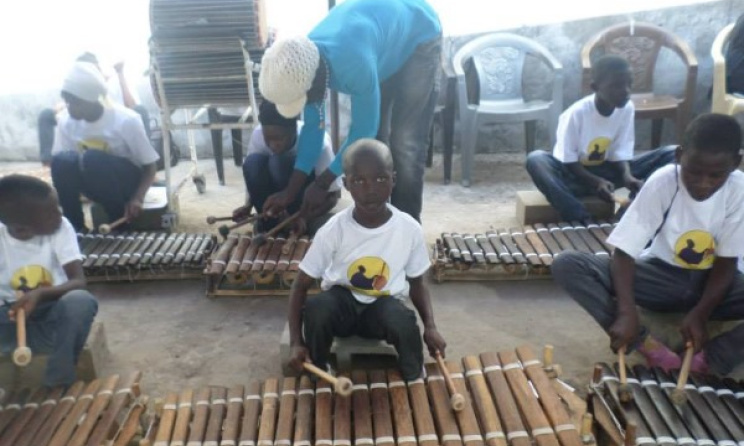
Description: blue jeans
xmin=0 ymin=290 xmax=98 ymax=387
xmin=525 ymin=146 xmax=676 ymax=222
xmin=377 ymin=37 xmax=442 ymax=223
xmin=552 ymin=252 xmax=744 ymax=375
xmin=52 ymin=150 xmax=142 ymax=232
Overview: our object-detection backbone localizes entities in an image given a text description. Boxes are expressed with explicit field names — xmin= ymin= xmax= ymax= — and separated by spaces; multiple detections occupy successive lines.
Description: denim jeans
xmin=377 ymin=37 xmax=442 ymax=223
xmin=303 ymin=286 xmax=423 ymax=380
xmin=0 ymin=290 xmax=98 ymax=386
xmin=51 ymin=150 xmax=142 ymax=232
xmin=525 ymin=146 xmax=676 ymax=222
xmin=552 ymin=251 xmax=744 ymax=375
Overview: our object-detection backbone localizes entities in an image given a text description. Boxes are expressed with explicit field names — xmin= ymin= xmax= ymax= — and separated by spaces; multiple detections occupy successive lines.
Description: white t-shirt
xmin=246 ymin=123 xmax=342 ymax=192
xmin=0 ymin=218 xmax=81 ymax=300
xmin=52 ymin=105 xmax=159 ymax=167
xmin=608 ymin=164 xmax=744 ymax=269
xmin=299 ymin=204 xmax=431 ymax=303
xmin=553 ymin=94 xmax=635 ymax=166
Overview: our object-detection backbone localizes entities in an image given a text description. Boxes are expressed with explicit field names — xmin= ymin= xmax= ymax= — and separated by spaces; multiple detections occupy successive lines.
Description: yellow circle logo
xmin=10 ymin=265 xmax=53 ymax=292
xmin=582 ymin=137 xmax=611 ymax=166
xmin=674 ymin=231 xmax=716 ymax=269
xmin=347 ymin=257 xmax=390 ymax=296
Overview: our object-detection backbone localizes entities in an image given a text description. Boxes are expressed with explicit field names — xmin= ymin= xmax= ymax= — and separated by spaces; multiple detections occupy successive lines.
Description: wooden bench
xmin=516 ymin=190 xmax=615 ymax=225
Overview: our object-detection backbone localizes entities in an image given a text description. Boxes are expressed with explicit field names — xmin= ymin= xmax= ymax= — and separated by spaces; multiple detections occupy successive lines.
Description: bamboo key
xmin=303 ymin=362 xmax=353 ymax=396
xmin=671 ymin=342 xmax=694 ymax=405
xmin=434 ymin=350 xmax=466 ymax=412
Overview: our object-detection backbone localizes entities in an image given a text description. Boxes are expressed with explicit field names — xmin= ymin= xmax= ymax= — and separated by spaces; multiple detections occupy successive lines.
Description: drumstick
xmin=671 ymin=342 xmax=694 ymax=405
xmin=218 ymin=214 xmax=261 ymax=239
xmin=99 ymin=216 xmax=129 ymax=235
xmin=617 ymin=346 xmax=633 ymax=403
xmin=12 ymin=290 xmax=31 ymax=367
xmin=302 ymin=362 xmax=352 ymax=397
xmin=434 ymin=351 xmax=465 ymax=412
xmin=253 ymin=212 xmax=301 ymax=248
xmin=206 ymin=215 xmax=234 ymax=225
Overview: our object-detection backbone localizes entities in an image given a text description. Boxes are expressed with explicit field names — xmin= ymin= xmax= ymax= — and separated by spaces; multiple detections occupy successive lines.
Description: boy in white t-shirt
xmin=50 ymin=62 xmax=160 ymax=232
xmin=233 ymin=101 xmax=340 ymax=234
xmin=286 ymin=139 xmax=447 ymax=380
xmin=526 ymin=55 xmax=674 ymax=222
xmin=0 ymin=175 xmax=98 ymax=387
xmin=553 ymin=114 xmax=744 ymax=375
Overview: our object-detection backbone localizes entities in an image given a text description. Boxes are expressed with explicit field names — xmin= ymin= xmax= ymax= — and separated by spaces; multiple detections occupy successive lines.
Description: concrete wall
xmin=0 ymin=0 xmax=742 ymax=161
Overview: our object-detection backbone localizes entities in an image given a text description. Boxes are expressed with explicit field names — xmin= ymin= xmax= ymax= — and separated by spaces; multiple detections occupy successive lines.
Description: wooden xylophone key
xmin=209 ymin=234 xmax=240 ymax=275
xmin=140 ymin=233 xmax=168 ymax=267
xmin=80 ymin=234 xmax=105 ymax=262
xmin=522 ymin=226 xmax=554 ymax=266
xmin=14 ymin=386 xmax=64 ymax=446
xmin=451 ymin=233 xmax=473 ymax=263
xmin=516 ymin=345 xmax=582 ymax=446
xmin=77 ymin=232 xmax=98 ymax=253
xmin=276 ymin=236 xmax=295 ymax=273
xmin=687 ymin=372 xmax=744 ymax=440
xmin=447 ymin=360 xmax=485 ymax=446
xmin=387 ymin=369 xmax=419 ymax=446
xmin=716 ymin=376 xmax=744 ymax=428
xmin=275 ymin=378 xmax=297 ymax=446
xmin=48 ymin=378 xmax=102 ymax=446
xmin=497 ymin=350 xmax=559 ymax=446
xmin=226 ymin=235 xmax=252 ymax=274
xmin=497 ymin=229 xmax=526 ymax=264
xmin=479 ymin=352 xmax=531 ymax=446
xmin=193 ymin=234 xmax=214 ymax=264
xmin=161 ymin=232 xmax=186 ymax=265
xmin=117 ymin=232 xmax=147 ymax=267
xmin=557 ymin=222 xmax=592 ymax=254
xmin=293 ymin=376 xmax=314 ymax=446
xmin=87 ymin=370 xmax=142 ymax=446
xmin=169 ymin=388 xmax=193 ymax=446
xmin=239 ymin=236 xmax=262 ymax=273
xmin=545 ymin=224 xmax=574 ymax=253
xmin=632 ymin=365 xmax=701 ymax=446
xmin=239 ymin=381 xmax=262 ymax=446
xmin=597 ymin=220 xmax=615 ymax=237
xmin=204 ymin=386 xmax=228 ymax=446
xmin=0 ymin=389 xmax=28 ymax=439
xmin=28 ymin=381 xmax=84 ymax=446
xmin=184 ymin=233 xmax=205 ymax=264
xmin=424 ymin=362 xmax=463 ymax=446
xmin=486 ymin=231 xmax=515 ymax=265
xmin=83 ymin=234 xmax=114 ymax=268
xmin=153 ymin=392 xmax=179 ymax=446
xmin=442 ymin=233 xmax=463 ymax=261
xmin=334 ymin=373 xmax=352 ymax=446
xmin=405 ymin=372 xmax=439 ymax=446
xmin=174 ymin=233 xmax=196 ymax=264
xmin=93 ymin=234 xmax=127 ymax=268
xmin=595 ymin=364 xmax=655 ymax=446
xmin=250 ymin=237 xmax=274 ymax=273
xmin=105 ymin=233 xmax=135 ymax=267
xmin=288 ymin=237 xmax=310 ymax=272
xmin=369 ymin=370 xmax=394 ymax=446
xmin=187 ymin=387 xmax=212 ymax=445
xmin=152 ymin=233 xmax=178 ymax=265
xmin=462 ymin=356 xmax=506 ymax=446
xmin=570 ymin=221 xmax=610 ymax=258
xmin=264 ymin=236 xmax=286 ymax=273
xmin=257 ymin=379 xmax=279 ymax=446
xmin=351 ymin=371 xmax=373 ymax=446
xmin=112 ymin=394 xmax=148 ymax=446
xmin=316 ymin=380 xmax=334 ymax=446
xmin=584 ymin=220 xmax=613 ymax=252
xmin=221 ymin=384 xmax=245 ymax=446
xmin=532 ymin=224 xmax=563 ymax=256
xmin=68 ymin=373 xmax=121 ymax=446
xmin=462 ymin=234 xmax=485 ymax=264
xmin=0 ymin=386 xmax=48 ymax=446
xmin=509 ymin=227 xmax=542 ymax=267
xmin=128 ymin=232 xmax=156 ymax=267
xmin=475 ymin=234 xmax=500 ymax=264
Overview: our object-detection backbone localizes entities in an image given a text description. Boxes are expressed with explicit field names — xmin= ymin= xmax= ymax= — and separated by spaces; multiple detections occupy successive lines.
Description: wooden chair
xmin=581 ymin=22 xmax=698 ymax=148
xmin=711 ymin=23 xmax=744 ymax=116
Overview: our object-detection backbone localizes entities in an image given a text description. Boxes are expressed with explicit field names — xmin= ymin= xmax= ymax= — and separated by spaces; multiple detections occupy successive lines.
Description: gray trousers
xmin=303 ymin=286 xmax=423 ymax=380
xmin=552 ymin=251 xmax=744 ymax=375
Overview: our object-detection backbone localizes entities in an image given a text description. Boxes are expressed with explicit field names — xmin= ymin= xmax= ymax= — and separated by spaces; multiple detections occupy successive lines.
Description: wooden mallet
xmin=206 ymin=215 xmax=234 ymax=225
xmin=617 ymin=345 xmax=633 ymax=403
xmin=302 ymin=362 xmax=353 ymax=397
xmin=12 ymin=294 xmax=32 ymax=367
xmin=252 ymin=212 xmax=301 ymax=248
xmin=434 ymin=350 xmax=465 ymax=412
xmin=99 ymin=216 xmax=129 ymax=235
xmin=218 ymin=214 xmax=261 ymax=239
xmin=671 ymin=342 xmax=694 ymax=405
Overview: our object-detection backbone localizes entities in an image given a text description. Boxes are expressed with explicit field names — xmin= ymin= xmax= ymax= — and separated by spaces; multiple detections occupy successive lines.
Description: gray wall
xmin=0 ymin=0 xmax=742 ymax=161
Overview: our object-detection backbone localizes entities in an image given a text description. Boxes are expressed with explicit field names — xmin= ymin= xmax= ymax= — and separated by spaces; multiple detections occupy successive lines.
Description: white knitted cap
xmin=259 ymin=36 xmax=319 ymax=118
xmin=62 ymin=62 xmax=107 ymax=103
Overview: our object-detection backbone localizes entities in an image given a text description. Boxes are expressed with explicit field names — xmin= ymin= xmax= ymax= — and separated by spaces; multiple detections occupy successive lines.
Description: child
xmin=553 ymin=114 xmax=744 ymax=375
xmin=51 ymin=61 xmax=160 ymax=232
xmin=0 ymin=175 xmax=98 ymax=387
xmin=234 ymin=101 xmax=341 ymax=233
xmin=526 ymin=55 xmax=675 ymax=222
xmin=286 ymin=139 xmax=446 ymax=380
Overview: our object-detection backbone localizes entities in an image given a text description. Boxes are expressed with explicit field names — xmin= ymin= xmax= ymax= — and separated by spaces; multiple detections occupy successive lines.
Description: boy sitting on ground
xmin=553 ymin=114 xmax=744 ymax=375
xmin=0 ymin=175 xmax=98 ymax=387
xmin=286 ymin=139 xmax=446 ymax=380
xmin=526 ymin=55 xmax=675 ymax=222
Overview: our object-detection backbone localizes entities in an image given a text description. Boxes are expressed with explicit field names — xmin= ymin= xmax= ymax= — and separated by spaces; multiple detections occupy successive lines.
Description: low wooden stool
xmin=516 ymin=190 xmax=615 ymax=225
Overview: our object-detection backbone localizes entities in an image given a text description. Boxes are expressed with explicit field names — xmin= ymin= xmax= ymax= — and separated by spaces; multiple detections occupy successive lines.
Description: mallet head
xmin=206 ymin=216 xmax=217 ymax=225
xmin=99 ymin=224 xmax=112 ymax=235
xmin=335 ymin=377 xmax=353 ymax=397
xmin=451 ymin=393 xmax=466 ymax=412
xmin=13 ymin=346 xmax=32 ymax=367
xmin=218 ymin=225 xmax=230 ymax=239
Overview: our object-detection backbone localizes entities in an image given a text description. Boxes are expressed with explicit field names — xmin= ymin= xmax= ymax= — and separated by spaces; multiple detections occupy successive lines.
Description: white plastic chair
xmin=453 ymin=33 xmax=563 ymax=187
xmin=712 ymin=23 xmax=744 ymax=116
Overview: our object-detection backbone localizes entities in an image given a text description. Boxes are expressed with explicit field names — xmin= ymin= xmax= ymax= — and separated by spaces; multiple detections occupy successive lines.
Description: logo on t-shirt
xmin=582 ymin=137 xmax=611 ymax=166
xmin=10 ymin=265 xmax=54 ymax=293
xmin=674 ymin=230 xmax=716 ymax=269
xmin=78 ymin=139 xmax=110 ymax=153
xmin=347 ymin=257 xmax=390 ymax=297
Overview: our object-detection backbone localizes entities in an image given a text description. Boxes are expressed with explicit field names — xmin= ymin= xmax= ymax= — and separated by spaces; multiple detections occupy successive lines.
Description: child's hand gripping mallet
xmin=617 ymin=345 xmax=633 ymax=403
xmin=252 ymin=212 xmax=302 ymax=248
xmin=302 ymin=362 xmax=353 ymax=397
xmin=12 ymin=292 xmax=31 ymax=367
xmin=99 ymin=216 xmax=129 ymax=235
xmin=435 ymin=350 xmax=465 ymax=412
xmin=671 ymin=342 xmax=694 ymax=405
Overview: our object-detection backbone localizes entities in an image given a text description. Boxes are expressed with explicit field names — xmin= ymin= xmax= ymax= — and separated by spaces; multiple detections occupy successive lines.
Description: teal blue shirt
xmin=294 ymin=0 xmax=441 ymax=176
